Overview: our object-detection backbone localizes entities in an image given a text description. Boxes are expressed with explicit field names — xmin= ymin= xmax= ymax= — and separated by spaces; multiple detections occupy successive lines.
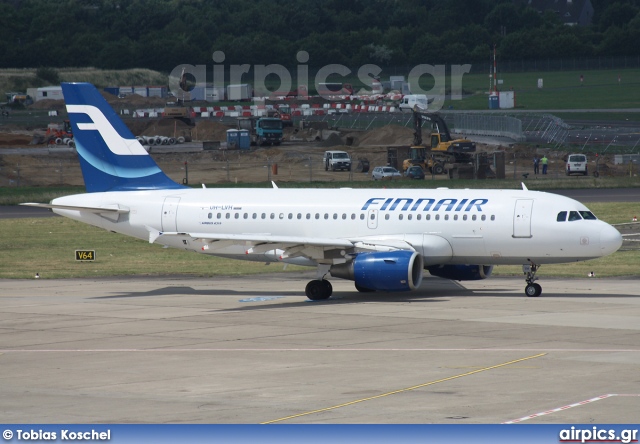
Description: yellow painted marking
xmin=262 ymin=353 xmax=546 ymax=424
xmin=444 ymin=366 xmax=539 ymax=369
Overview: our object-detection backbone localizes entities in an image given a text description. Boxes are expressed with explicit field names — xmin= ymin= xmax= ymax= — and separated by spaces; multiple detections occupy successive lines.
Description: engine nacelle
xmin=427 ymin=264 xmax=493 ymax=281
xmin=330 ymin=251 xmax=423 ymax=291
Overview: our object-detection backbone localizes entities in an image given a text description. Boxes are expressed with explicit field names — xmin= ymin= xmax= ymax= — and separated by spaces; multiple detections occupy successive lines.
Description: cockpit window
xmin=557 ymin=211 xmax=567 ymax=222
xmin=579 ymin=211 xmax=597 ymax=220
xmin=568 ymin=211 xmax=582 ymax=221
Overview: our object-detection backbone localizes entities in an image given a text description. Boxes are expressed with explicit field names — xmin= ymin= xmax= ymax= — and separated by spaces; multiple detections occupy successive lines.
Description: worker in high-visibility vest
xmin=541 ymin=155 xmax=548 ymax=175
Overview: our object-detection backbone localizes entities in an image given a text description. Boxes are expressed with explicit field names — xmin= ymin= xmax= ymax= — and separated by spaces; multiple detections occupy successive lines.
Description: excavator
xmin=403 ymin=106 xmax=476 ymax=174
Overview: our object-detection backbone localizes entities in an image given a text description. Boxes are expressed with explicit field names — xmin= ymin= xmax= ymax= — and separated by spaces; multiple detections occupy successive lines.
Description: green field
xmin=0 ymin=202 xmax=636 ymax=280
xmin=3 ymin=176 xmax=640 ymax=206
xmin=441 ymin=69 xmax=640 ymax=110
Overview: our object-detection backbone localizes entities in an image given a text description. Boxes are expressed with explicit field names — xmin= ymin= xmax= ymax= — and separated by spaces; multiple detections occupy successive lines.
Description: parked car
xmin=404 ymin=165 xmax=425 ymax=179
xmin=372 ymin=166 xmax=401 ymax=180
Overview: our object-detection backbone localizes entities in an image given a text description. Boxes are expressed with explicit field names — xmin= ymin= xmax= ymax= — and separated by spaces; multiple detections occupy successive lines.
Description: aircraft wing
xmin=149 ymin=230 xmax=416 ymax=260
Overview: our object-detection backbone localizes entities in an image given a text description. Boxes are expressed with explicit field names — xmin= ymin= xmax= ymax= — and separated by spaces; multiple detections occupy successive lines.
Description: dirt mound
xmin=140 ymin=119 xmax=193 ymax=138
xmin=320 ymin=132 xmax=344 ymax=147
xmin=0 ymin=133 xmax=32 ymax=146
xmin=192 ymin=120 xmax=233 ymax=141
xmin=29 ymin=99 xmax=66 ymax=110
xmin=356 ymin=124 xmax=416 ymax=147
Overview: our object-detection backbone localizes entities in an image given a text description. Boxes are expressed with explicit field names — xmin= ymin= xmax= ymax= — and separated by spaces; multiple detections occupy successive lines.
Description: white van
xmin=566 ymin=154 xmax=588 ymax=176
xmin=399 ymin=94 xmax=428 ymax=112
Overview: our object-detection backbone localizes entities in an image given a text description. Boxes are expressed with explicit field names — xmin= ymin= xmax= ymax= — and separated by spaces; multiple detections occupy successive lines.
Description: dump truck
xmin=237 ymin=117 xmax=283 ymax=146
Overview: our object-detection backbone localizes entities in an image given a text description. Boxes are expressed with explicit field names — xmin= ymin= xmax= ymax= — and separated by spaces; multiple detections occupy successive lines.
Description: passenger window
xmin=417 ymin=214 xmax=421 ymax=221
xmin=351 ymin=214 xmax=356 ymax=220
xmin=297 ymin=213 xmax=302 ymax=220
xmin=472 ymin=215 xmax=477 ymax=221
xmin=315 ymin=213 xmax=320 ymax=219
xmin=435 ymin=214 xmax=440 ymax=220
xmin=261 ymin=213 xmax=266 ymax=219
xmin=580 ymin=211 xmax=597 ymax=220
xmin=270 ymin=213 xmax=275 ymax=219
xmin=208 ymin=213 xmax=212 ymax=219
xmin=568 ymin=211 xmax=582 ymax=221
xmin=385 ymin=214 xmax=389 ymax=220
xmin=333 ymin=214 xmax=338 ymax=220
xmin=226 ymin=213 xmax=230 ymax=219
xmin=243 ymin=213 xmax=248 ymax=219
xmin=234 ymin=213 xmax=239 ymax=219
xmin=399 ymin=214 xmax=403 ymax=220
xmin=453 ymin=215 xmax=458 ymax=221
xmin=408 ymin=214 xmax=412 ymax=220
xmin=288 ymin=213 xmax=292 ymax=219
xmin=360 ymin=214 xmax=365 ymax=220
xmin=463 ymin=215 xmax=467 ymax=221
xmin=444 ymin=215 xmax=449 ymax=221
xmin=557 ymin=211 xmax=567 ymax=222
xmin=370 ymin=213 xmax=375 ymax=220
xmin=481 ymin=215 xmax=486 ymax=221
xmin=252 ymin=213 xmax=257 ymax=219
xmin=306 ymin=213 xmax=311 ymax=219
xmin=342 ymin=214 xmax=347 ymax=220
xmin=217 ymin=213 xmax=222 ymax=219
xmin=279 ymin=213 xmax=284 ymax=219
xmin=324 ymin=213 xmax=329 ymax=220
xmin=426 ymin=214 xmax=431 ymax=221
xmin=491 ymin=215 xmax=495 ymax=221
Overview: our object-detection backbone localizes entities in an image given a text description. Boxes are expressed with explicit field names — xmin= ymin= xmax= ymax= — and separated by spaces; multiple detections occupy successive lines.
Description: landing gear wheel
xmin=355 ymin=283 xmax=375 ymax=293
xmin=523 ymin=261 xmax=542 ymax=297
xmin=525 ymin=283 xmax=542 ymax=297
xmin=305 ymin=279 xmax=332 ymax=300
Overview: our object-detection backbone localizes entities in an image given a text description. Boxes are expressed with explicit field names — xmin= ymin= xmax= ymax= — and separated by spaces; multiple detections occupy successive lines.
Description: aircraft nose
xmin=600 ymin=224 xmax=623 ymax=256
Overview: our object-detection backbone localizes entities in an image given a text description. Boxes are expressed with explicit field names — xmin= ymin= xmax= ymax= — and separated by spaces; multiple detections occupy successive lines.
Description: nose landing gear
xmin=523 ymin=261 xmax=542 ymax=297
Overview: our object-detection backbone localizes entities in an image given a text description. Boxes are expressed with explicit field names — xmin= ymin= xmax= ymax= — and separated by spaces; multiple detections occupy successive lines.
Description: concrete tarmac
xmin=1 ymin=274 xmax=639 ymax=424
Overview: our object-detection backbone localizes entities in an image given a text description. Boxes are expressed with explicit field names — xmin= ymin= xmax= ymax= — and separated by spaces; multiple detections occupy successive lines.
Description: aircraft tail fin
xmin=61 ymin=82 xmax=185 ymax=192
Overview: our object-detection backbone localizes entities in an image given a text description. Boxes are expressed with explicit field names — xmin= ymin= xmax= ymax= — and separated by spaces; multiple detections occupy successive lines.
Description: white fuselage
xmin=51 ymin=187 xmax=622 ymax=267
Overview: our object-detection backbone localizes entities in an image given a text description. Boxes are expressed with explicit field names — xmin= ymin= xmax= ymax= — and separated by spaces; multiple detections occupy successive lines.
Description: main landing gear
xmin=305 ymin=279 xmax=332 ymax=300
xmin=523 ymin=261 xmax=542 ymax=297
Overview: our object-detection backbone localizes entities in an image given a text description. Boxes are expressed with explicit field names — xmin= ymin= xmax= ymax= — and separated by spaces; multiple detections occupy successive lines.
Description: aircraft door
xmin=513 ymin=199 xmax=533 ymax=238
xmin=162 ymin=197 xmax=181 ymax=232
xmin=367 ymin=209 xmax=378 ymax=229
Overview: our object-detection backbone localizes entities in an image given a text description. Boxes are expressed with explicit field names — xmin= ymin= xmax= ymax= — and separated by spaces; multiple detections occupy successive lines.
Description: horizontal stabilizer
xmin=20 ymin=202 xmax=129 ymax=214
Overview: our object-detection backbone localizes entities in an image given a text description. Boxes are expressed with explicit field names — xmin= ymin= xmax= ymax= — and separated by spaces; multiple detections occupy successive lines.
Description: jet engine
xmin=427 ymin=264 xmax=493 ymax=281
xmin=330 ymin=251 xmax=423 ymax=291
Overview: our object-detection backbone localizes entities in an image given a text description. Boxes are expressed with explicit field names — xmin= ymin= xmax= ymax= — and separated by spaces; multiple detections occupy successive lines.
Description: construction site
xmin=0 ymin=91 xmax=637 ymax=188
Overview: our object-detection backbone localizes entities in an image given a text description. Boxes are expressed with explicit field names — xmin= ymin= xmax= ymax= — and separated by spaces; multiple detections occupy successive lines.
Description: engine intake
xmin=427 ymin=264 xmax=493 ymax=281
xmin=330 ymin=250 xmax=423 ymax=291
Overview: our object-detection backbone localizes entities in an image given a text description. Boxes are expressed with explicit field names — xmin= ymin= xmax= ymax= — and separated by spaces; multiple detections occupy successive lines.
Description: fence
xmin=453 ymin=114 xmax=524 ymax=141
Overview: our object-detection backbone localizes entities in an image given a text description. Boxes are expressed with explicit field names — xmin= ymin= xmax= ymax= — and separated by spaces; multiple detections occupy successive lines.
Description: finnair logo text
xmin=361 ymin=197 xmax=488 ymax=212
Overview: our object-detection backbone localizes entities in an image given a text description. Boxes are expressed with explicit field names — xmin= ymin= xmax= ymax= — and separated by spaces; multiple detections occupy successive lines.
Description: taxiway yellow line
xmin=262 ymin=353 xmax=546 ymax=424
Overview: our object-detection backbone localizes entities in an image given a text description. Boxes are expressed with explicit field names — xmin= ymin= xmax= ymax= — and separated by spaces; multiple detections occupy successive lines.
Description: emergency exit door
xmin=513 ymin=199 xmax=533 ymax=238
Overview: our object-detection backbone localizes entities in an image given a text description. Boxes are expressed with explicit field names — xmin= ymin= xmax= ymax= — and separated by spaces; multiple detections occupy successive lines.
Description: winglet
xmin=521 ymin=182 xmax=528 ymax=191
xmin=271 ymin=181 xmax=278 ymax=189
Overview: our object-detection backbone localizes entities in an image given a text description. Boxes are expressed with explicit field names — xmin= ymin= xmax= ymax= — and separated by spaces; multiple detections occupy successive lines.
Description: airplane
xmin=23 ymin=83 xmax=623 ymax=300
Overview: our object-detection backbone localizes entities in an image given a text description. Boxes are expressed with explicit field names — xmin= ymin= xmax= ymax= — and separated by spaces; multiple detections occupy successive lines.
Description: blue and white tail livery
xmin=22 ymin=83 xmax=623 ymax=300
xmin=61 ymin=82 xmax=183 ymax=192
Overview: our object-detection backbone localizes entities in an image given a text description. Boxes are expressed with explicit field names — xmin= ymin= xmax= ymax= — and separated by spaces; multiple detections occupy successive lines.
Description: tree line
xmin=0 ymin=0 xmax=639 ymax=72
